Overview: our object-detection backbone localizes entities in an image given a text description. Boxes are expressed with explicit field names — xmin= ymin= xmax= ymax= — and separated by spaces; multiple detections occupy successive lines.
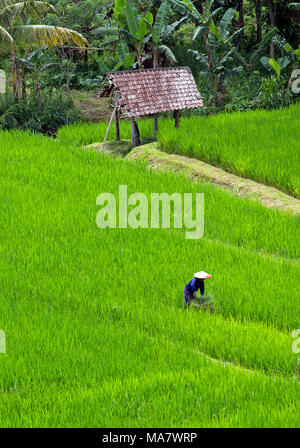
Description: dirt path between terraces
xmin=127 ymin=143 xmax=300 ymax=215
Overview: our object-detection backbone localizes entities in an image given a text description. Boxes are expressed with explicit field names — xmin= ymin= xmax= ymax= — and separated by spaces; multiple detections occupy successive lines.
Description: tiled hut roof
xmin=106 ymin=67 xmax=203 ymax=117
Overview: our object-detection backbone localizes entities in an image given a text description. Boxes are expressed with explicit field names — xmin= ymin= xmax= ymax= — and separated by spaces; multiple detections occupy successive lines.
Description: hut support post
xmin=131 ymin=117 xmax=140 ymax=147
xmin=154 ymin=113 xmax=158 ymax=138
xmin=174 ymin=109 xmax=180 ymax=129
xmin=101 ymin=106 xmax=118 ymax=152
xmin=114 ymin=90 xmax=120 ymax=141
xmin=115 ymin=107 xmax=120 ymax=141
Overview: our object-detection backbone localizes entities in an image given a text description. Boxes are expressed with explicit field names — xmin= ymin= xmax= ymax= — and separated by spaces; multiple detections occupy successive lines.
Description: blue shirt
xmin=184 ymin=278 xmax=204 ymax=296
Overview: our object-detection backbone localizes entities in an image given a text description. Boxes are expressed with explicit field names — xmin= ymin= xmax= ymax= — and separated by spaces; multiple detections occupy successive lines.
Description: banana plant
xmin=96 ymin=41 xmax=135 ymax=76
xmin=0 ymin=0 xmax=88 ymax=100
xmin=144 ymin=0 xmax=184 ymax=68
xmin=260 ymin=37 xmax=300 ymax=89
xmin=175 ymin=1 xmax=243 ymax=105
xmin=93 ymin=1 xmax=152 ymax=69
xmin=260 ymin=56 xmax=290 ymax=80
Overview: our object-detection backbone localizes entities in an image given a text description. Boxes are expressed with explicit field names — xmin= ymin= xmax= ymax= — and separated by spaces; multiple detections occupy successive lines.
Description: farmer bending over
xmin=184 ymin=271 xmax=211 ymax=306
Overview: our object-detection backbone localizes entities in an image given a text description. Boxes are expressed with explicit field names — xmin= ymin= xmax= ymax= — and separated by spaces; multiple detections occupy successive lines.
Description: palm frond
xmin=0 ymin=1 xmax=54 ymax=27
xmin=0 ymin=23 xmax=13 ymax=50
xmin=10 ymin=25 xmax=88 ymax=49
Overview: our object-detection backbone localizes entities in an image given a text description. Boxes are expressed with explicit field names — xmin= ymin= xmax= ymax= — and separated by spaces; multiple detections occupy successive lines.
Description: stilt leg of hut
xmin=174 ymin=109 xmax=180 ymax=129
xmin=131 ymin=117 xmax=138 ymax=147
xmin=101 ymin=106 xmax=118 ymax=152
xmin=131 ymin=117 xmax=135 ymax=147
xmin=154 ymin=113 xmax=158 ymax=139
xmin=115 ymin=107 xmax=120 ymax=141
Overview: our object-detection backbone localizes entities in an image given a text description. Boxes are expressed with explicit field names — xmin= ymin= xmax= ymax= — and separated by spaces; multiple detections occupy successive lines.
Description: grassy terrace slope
xmin=158 ymin=105 xmax=300 ymax=198
xmin=58 ymin=104 xmax=300 ymax=198
xmin=0 ymin=130 xmax=299 ymax=427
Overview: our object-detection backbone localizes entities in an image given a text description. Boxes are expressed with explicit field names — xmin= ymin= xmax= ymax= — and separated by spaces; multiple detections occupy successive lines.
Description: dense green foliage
xmin=1 ymin=0 xmax=299 ymax=122
xmin=0 ymin=92 xmax=80 ymax=133
xmin=0 ymin=128 xmax=299 ymax=427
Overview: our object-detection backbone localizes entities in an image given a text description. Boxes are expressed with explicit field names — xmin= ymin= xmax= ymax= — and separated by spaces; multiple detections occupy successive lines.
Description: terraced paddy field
xmin=58 ymin=103 xmax=300 ymax=198
xmin=0 ymin=125 xmax=299 ymax=427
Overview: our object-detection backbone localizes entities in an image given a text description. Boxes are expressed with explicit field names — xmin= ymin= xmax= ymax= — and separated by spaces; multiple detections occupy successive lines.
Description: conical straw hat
xmin=194 ymin=271 xmax=211 ymax=279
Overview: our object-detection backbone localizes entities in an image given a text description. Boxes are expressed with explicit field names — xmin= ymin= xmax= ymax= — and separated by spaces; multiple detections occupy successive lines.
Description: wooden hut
xmin=101 ymin=67 xmax=203 ymax=147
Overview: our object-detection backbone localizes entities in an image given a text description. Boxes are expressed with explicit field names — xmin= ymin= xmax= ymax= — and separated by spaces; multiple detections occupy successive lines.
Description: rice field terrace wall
xmin=58 ymin=104 xmax=300 ymax=198
xmin=0 ymin=130 xmax=299 ymax=427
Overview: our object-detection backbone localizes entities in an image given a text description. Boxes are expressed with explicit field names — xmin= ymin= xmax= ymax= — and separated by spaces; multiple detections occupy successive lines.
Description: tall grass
xmin=0 ymin=130 xmax=299 ymax=427
xmin=158 ymin=104 xmax=300 ymax=198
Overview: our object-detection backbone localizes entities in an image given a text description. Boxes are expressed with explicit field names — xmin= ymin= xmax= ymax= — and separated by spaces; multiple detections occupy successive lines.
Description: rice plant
xmin=58 ymin=104 xmax=300 ymax=197
xmin=0 ymin=129 xmax=299 ymax=427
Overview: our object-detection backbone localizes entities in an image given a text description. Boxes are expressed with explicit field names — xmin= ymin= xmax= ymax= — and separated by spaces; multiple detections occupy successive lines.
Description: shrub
xmin=0 ymin=92 xmax=81 ymax=134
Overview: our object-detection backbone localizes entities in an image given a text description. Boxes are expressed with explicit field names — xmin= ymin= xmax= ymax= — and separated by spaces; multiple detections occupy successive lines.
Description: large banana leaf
xmin=219 ymin=8 xmax=235 ymax=38
xmin=268 ymin=58 xmax=281 ymax=80
xmin=208 ymin=32 xmax=218 ymax=65
xmin=96 ymin=57 xmax=110 ymax=76
xmin=188 ymin=49 xmax=209 ymax=67
xmin=163 ymin=16 xmax=187 ymax=39
xmin=137 ymin=12 xmax=150 ymax=41
xmin=209 ymin=19 xmax=221 ymax=40
xmin=157 ymin=44 xmax=177 ymax=64
xmin=192 ymin=26 xmax=206 ymax=42
xmin=116 ymin=40 xmax=135 ymax=68
xmin=170 ymin=0 xmax=202 ymax=24
xmin=116 ymin=40 xmax=129 ymax=61
xmin=178 ymin=0 xmax=199 ymax=14
xmin=114 ymin=0 xmax=126 ymax=20
xmin=154 ymin=1 xmax=170 ymax=38
xmin=205 ymin=0 xmax=214 ymax=14
xmin=126 ymin=1 xmax=139 ymax=38
xmin=224 ymin=27 xmax=245 ymax=45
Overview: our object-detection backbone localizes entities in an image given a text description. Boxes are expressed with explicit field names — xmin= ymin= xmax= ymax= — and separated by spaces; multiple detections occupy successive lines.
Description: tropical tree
xmin=93 ymin=1 xmax=152 ymax=69
xmin=94 ymin=0 xmax=184 ymax=70
xmin=145 ymin=0 xmax=186 ymax=68
xmin=0 ymin=0 xmax=88 ymax=99
xmin=171 ymin=0 xmax=243 ymax=105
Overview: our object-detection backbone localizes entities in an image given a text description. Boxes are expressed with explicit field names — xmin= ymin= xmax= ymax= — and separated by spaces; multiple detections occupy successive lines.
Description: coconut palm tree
xmin=0 ymin=0 xmax=88 ymax=100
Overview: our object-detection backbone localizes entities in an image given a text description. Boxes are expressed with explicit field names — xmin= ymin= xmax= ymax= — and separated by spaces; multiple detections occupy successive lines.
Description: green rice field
xmin=0 ymin=123 xmax=299 ymax=427
xmin=58 ymin=104 xmax=300 ymax=197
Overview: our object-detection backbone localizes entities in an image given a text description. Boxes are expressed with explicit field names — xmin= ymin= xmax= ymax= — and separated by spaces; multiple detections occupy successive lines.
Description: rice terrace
xmin=0 ymin=0 xmax=300 ymax=432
